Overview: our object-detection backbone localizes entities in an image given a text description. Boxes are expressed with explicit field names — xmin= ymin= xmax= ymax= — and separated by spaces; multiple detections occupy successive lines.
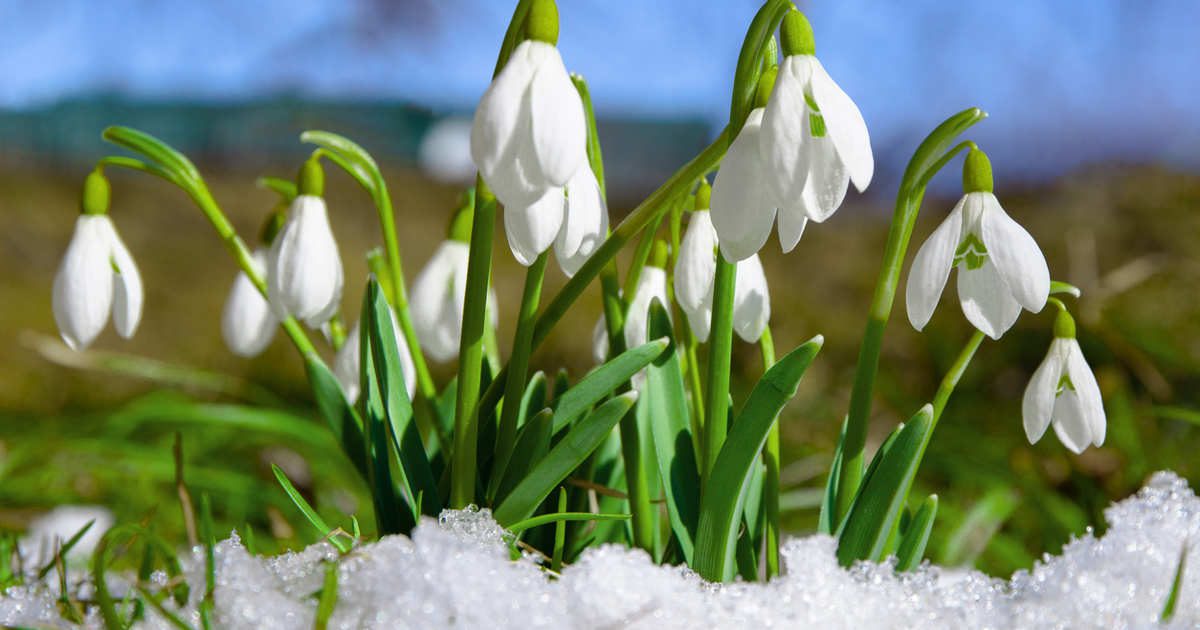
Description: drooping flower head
xmin=554 ymin=161 xmax=608 ymax=277
xmin=221 ymin=247 xmax=277 ymax=357
xmin=906 ymin=148 xmax=1050 ymax=339
xmin=52 ymin=169 xmax=143 ymax=350
xmin=593 ymin=243 xmax=671 ymax=364
xmin=675 ymin=183 xmax=771 ymax=342
xmin=267 ymin=158 xmax=344 ymax=328
xmin=1022 ymin=310 xmax=1106 ymax=453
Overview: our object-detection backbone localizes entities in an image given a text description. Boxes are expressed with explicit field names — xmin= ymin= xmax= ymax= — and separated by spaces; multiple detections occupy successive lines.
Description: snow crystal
xmin=2 ymin=472 xmax=1197 ymax=629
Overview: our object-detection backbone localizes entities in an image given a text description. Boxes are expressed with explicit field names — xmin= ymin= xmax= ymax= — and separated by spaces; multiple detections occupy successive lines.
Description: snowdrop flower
xmin=471 ymin=0 xmax=585 ymax=263
xmin=710 ymin=105 xmax=776 ymax=262
xmin=554 ymin=162 xmax=608 ymax=276
xmin=221 ymin=248 xmax=277 ymax=357
xmin=52 ymin=170 xmax=143 ymax=351
xmin=1022 ymin=310 xmax=1105 ymax=453
xmin=758 ymin=10 xmax=872 ymax=235
xmin=268 ymin=160 xmax=344 ymax=328
xmin=906 ymin=148 xmax=1049 ymax=339
xmin=410 ymin=238 xmax=499 ymax=363
xmin=594 ymin=251 xmax=671 ymax=363
xmin=334 ymin=309 xmax=417 ymax=405
xmin=674 ymin=198 xmax=771 ymax=342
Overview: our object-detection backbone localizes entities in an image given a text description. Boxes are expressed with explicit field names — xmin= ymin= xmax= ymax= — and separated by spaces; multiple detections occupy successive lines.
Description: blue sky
xmin=2 ymin=0 xmax=1198 ymax=180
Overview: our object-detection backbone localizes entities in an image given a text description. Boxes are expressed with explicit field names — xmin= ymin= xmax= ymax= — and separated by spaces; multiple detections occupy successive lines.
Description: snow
xmin=2 ymin=472 xmax=1197 ymax=629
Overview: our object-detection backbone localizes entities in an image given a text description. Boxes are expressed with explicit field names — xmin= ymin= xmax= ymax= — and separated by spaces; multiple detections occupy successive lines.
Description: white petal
xmin=505 ymin=187 xmax=565 ymax=266
xmin=799 ymin=133 xmax=850 ymax=222
xmin=592 ymin=317 xmax=609 ymax=364
xmin=979 ymin=193 xmax=1049 ymax=313
xmin=711 ymin=108 xmax=776 ymax=262
xmin=106 ymin=222 xmax=143 ymax=339
xmin=1022 ymin=339 xmax=1066 ymax=445
xmin=526 ymin=43 xmax=586 ymax=187
xmin=733 ymin=255 xmax=770 ymax=342
xmin=957 ymin=258 xmax=1022 ymax=339
xmin=905 ymin=198 xmax=964 ymax=331
xmin=682 ymin=301 xmax=712 ymax=343
xmin=52 ymin=215 xmax=115 ymax=350
xmin=470 ymin=40 xmax=538 ymax=181
xmin=411 ymin=241 xmax=469 ymax=363
xmin=1065 ymin=340 xmax=1106 ymax=447
xmin=776 ymin=205 xmax=809 ymax=253
xmin=267 ymin=196 xmax=344 ymax=326
xmin=674 ymin=210 xmax=718 ymax=312
xmin=808 ymin=57 xmax=873 ymax=191
xmin=1051 ymin=389 xmax=1092 ymax=454
xmin=221 ymin=249 xmax=276 ymax=357
xmin=334 ymin=321 xmax=362 ymax=404
xmin=758 ymin=56 xmax=814 ymax=206
xmin=555 ymin=165 xmax=607 ymax=277
xmin=624 ymin=267 xmax=669 ymax=351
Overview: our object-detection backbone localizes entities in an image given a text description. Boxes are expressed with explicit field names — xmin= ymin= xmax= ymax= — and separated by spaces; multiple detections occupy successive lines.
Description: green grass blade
xmin=300 ymin=130 xmax=380 ymax=194
xmin=486 ymin=372 xmax=549 ymax=501
xmin=551 ymin=339 xmax=668 ymax=433
xmin=493 ymin=409 xmax=554 ymax=504
xmin=940 ymin=487 xmax=1020 ymax=567
xmin=198 ymin=493 xmax=215 ymax=630
xmin=494 ymin=392 xmax=639 ymax=526
xmin=552 ymin=489 xmax=568 ymax=573
xmin=643 ymin=303 xmax=700 ymax=563
xmin=271 ymin=464 xmax=351 ymax=554
xmin=315 ymin=561 xmax=339 ymax=630
xmin=365 ymin=280 xmax=441 ymax=516
xmin=818 ymin=417 xmax=848 ymax=534
xmin=1161 ymin=541 xmax=1188 ymax=622
xmin=305 ymin=358 xmax=369 ymax=482
xmin=135 ymin=585 xmax=195 ymax=630
xmin=36 ymin=519 xmax=96 ymax=581
xmin=102 ymin=126 xmax=202 ymax=184
xmin=896 ymin=494 xmax=938 ymax=571
xmin=507 ymin=511 xmax=631 ymax=535
xmin=693 ymin=336 xmax=824 ymax=582
xmin=836 ymin=405 xmax=933 ymax=566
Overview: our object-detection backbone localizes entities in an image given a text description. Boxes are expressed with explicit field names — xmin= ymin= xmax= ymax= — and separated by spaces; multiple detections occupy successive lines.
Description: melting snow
xmin=2 ymin=472 xmax=1197 ymax=629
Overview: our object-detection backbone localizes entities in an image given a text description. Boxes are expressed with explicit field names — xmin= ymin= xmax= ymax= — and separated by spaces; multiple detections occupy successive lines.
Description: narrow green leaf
xmin=552 ymin=488 xmax=568 ymax=574
xmin=315 ymin=561 xmax=339 ymax=630
xmin=896 ymin=494 xmax=938 ymax=571
xmin=837 ymin=405 xmax=933 ymax=566
xmin=508 ymin=511 xmax=631 ymax=535
xmin=940 ymin=487 xmax=1020 ymax=567
xmin=300 ymin=130 xmax=379 ymax=194
xmin=358 ymin=307 xmax=411 ymax=534
xmin=552 ymin=368 xmax=571 ymax=402
xmin=102 ymin=126 xmax=201 ymax=184
xmin=199 ymin=494 xmax=215 ymax=630
xmin=37 ymin=520 xmax=96 ymax=581
xmin=693 ymin=336 xmax=824 ymax=582
xmin=365 ymin=280 xmax=440 ymax=516
xmin=255 ymin=176 xmax=297 ymax=201
xmin=271 ymin=464 xmax=351 ymax=553
xmin=305 ymin=358 xmax=369 ymax=482
xmin=494 ymin=393 xmax=639 ymax=526
xmin=135 ymin=585 xmax=195 ymax=630
xmin=1155 ymin=405 xmax=1200 ymax=428
xmin=1161 ymin=542 xmax=1188 ymax=622
xmin=493 ymin=408 xmax=554 ymax=505
xmin=519 ymin=371 xmax=548 ymax=430
xmin=551 ymin=340 xmax=667 ymax=433
xmin=818 ymin=417 xmax=848 ymax=534
xmin=1049 ymin=280 xmax=1082 ymax=298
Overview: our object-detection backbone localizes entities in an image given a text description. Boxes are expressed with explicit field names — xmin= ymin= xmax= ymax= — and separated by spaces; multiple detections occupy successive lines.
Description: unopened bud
xmin=780 ymin=10 xmax=815 ymax=57
xmin=80 ymin=169 xmax=110 ymax=216
xmin=526 ymin=0 xmax=559 ymax=45
xmin=962 ymin=148 xmax=994 ymax=194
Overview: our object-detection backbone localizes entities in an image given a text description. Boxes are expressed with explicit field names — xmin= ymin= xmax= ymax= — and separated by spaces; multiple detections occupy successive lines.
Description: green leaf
xmin=519 ymin=371 xmax=548 ymax=430
xmin=102 ymin=126 xmax=201 ymax=184
xmin=940 ymin=487 xmax=1019 ymax=567
xmin=37 ymin=519 xmax=96 ymax=581
xmin=551 ymin=338 xmax=668 ymax=433
xmin=485 ymin=371 xmax=548 ymax=502
xmin=255 ymin=176 xmax=297 ymax=202
xmin=494 ymin=392 xmax=639 ymax=526
xmin=1049 ymin=280 xmax=1082 ymax=298
xmin=1161 ymin=541 xmax=1188 ymax=622
xmin=493 ymin=408 xmax=554 ymax=505
xmin=271 ymin=465 xmax=351 ymax=554
xmin=905 ymin=108 xmax=989 ymax=193
xmin=693 ymin=336 xmax=823 ymax=582
xmin=818 ymin=417 xmax=848 ymax=534
xmin=364 ymin=280 xmax=440 ymax=516
xmin=305 ymin=358 xmax=369 ymax=482
xmin=315 ymin=561 xmax=339 ymax=630
xmin=508 ymin=511 xmax=631 ymax=535
xmin=896 ymin=494 xmax=938 ymax=571
xmin=836 ymin=405 xmax=933 ymax=566
xmin=300 ymin=130 xmax=380 ymax=194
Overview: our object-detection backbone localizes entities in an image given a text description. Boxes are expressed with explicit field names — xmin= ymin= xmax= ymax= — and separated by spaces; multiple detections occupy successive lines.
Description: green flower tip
xmin=694 ymin=179 xmax=712 ymax=210
xmin=651 ymin=240 xmax=669 ymax=269
xmin=962 ymin=148 xmax=994 ymax=194
xmin=780 ymin=10 xmax=815 ymax=57
xmin=1053 ymin=309 xmax=1076 ymax=339
xmin=754 ymin=65 xmax=779 ymax=109
xmin=526 ymin=0 xmax=559 ymax=45
xmin=298 ymin=157 xmax=325 ymax=197
xmin=259 ymin=204 xmax=288 ymax=245
xmin=80 ymin=168 xmax=110 ymax=215
xmin=448 ymin=195 xmax=475 ymax=243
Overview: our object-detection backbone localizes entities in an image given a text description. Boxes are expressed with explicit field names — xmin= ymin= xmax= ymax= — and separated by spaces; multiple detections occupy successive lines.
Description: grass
xmin=1 ymin=162 xmax=1198 ymax=577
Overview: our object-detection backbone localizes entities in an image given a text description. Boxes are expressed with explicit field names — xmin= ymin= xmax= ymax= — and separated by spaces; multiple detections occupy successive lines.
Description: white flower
xmin=593 ymin=266 xmax=670 ymax=362
xmin=334 ymin=311 xmax=417 ymax=405
xmin=471 ymin=39 xmax=585 ymax=211
xmin=411 ymin=241 xmax=498 ymax=363
xmin=1022 ymin=315 xmax=1105 ymax=453
xmin=758 ymin=53 xmax=872 ymax=231
xmin=674 ymin=210 xmax=770 ymax=342
xmin=221 ymin=248 xmax=276 ymax=357
xmin=710 ymin=107 xmax=778 ymax=262
xmin=268 ymin=195 xmax=344 ymax=327
xmin=504 ymin=187 xmax=565 ymax=266
xmin=52 ymin=214 xmax=143 ymax=350
xmin=554 ymin=163 xmax=608 ymax=277
xmin=905 ymin=190 xmax=1049 ymax=340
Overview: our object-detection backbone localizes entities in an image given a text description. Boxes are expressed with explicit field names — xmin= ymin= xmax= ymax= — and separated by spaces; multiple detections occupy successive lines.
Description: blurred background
xmin=2 ymin=0 xmax=1199 ymax=576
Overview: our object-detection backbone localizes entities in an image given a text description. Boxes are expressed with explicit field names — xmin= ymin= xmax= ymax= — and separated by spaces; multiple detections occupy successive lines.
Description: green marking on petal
xmin=953 ymin=233 xmax=988 ymax=270
xmin=1056 ymin=373 xmax=1075 ymax=395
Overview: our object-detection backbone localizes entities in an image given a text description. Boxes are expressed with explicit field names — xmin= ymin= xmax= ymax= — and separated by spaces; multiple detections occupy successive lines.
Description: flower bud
xmin=780 ymin=10 xmax=815 ymax=57
xmin=962 ymin=148 xmax=994 ymax=194
xmin=80 ymin=169 xmax=110 ymax=216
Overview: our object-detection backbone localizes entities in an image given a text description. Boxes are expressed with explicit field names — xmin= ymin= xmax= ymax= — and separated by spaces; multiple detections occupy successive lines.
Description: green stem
xmin=759 ymin=326 xmax=780 ymax=579
xmin=451 ymin=176 xmax=497 ymax=508
xmin=702 ymin=253 xmax=736 ymax=484
xmin=931 ymin=330 xmax=986 ymax=423
xmin=835 ymin=108 xmax=987 ymax=523
xmin=618 ymin=404 xmax=655 ymax=552
xmin=489 ymin=251 xmax=549 ymax=502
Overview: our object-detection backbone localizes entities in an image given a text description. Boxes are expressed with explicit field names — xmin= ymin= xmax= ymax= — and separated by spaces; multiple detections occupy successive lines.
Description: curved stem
xmin=835 ymin=108 xmax=987 ymax=523
xmin=759 ymin=326 xmax=780 ymax=578
xmin=701 ymin=253 xmax=736 ymax=484
xmin=451 ymin=176 xmax=497 ymax=508
xmin=932 ymin=330 xmax=986 ymax=422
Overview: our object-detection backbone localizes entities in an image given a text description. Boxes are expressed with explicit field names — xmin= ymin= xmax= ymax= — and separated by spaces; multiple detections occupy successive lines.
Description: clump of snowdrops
xmin=48 ymin=0 xmax=1106 ymax=600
